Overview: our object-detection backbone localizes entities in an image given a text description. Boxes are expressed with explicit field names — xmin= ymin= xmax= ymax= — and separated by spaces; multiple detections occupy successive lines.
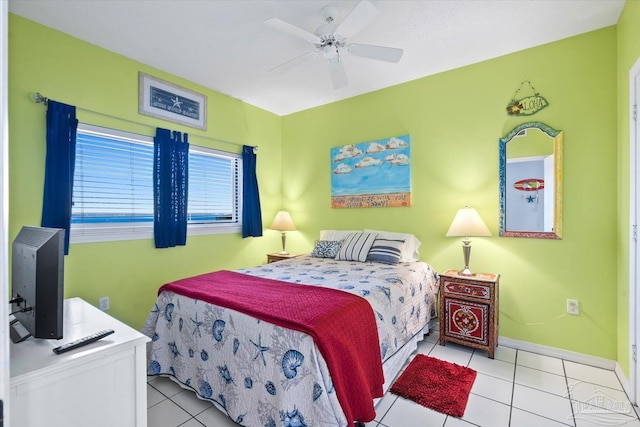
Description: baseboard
xmin=498 ymin=336 xmax=616 ymax=370
xmin=614 ymin=362 xmax=633 ymax=401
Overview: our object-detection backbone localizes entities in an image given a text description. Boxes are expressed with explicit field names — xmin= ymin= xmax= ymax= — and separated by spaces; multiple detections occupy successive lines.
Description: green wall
xmin=282 ymin=27 xmax=618 ymax=360
xmin=616 ymin=0 xmax=640 ymax=376
xmin=8 ymin=15 xmax=283 ymax=329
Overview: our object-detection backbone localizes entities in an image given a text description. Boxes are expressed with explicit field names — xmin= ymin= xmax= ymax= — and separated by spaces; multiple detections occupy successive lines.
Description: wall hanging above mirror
xmin=499 ymin=122 xmax=563 ymax=239
xmin=506 ymin=80 xmax=549 ymax=116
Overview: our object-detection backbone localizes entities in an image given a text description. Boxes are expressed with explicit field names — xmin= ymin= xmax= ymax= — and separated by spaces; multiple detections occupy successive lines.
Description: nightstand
xmin=266 ymin=253 xmax=300 ymax=263
xmin=439 ymin=269 xmax=500 ymax=358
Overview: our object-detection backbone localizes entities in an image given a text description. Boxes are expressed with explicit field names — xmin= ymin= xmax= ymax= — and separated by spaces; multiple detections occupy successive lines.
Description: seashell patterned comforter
xmin=143 ymin=256 xmax=439 ymax=427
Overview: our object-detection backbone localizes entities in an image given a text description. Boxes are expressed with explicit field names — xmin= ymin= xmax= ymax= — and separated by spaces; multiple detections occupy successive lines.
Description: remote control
xmin=52 ymin=329 xmax=115 ymax=354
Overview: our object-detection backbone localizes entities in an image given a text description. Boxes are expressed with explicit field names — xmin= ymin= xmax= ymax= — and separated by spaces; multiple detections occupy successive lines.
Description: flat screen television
xmin=10 ymin=226 xmax=65 ymax=343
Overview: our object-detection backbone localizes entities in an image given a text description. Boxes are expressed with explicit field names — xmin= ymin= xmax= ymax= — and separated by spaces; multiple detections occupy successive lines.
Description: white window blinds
xmin=73 ymin=125 xmax=154 ymax=225
xmin=188 ymin=147 xmax=241 ymax=224
xmin=70 ymin=123 xmax=242 ymax=244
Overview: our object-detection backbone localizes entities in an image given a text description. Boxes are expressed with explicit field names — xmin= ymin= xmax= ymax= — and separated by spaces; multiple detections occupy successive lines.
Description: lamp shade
xmin=446 ymin=207 xmax=491 ymax=237
xmin=270 ymin=211 xmax=296 ymax=231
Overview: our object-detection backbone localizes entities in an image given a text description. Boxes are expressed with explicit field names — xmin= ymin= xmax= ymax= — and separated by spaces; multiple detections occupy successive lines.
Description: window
xmin=71 ymin=124 xmax=242 ymax=243
xmin=187 ymin=145 xmax=241 ymax=234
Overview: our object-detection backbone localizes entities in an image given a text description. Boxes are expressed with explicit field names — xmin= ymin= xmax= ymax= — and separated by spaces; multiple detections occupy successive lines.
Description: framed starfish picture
xmin=138 ymin=72 xmax=207 ymax=130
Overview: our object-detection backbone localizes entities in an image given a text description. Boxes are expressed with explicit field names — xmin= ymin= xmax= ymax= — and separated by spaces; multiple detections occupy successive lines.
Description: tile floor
xmin=147 ymin=331 xmax=640 ymax=427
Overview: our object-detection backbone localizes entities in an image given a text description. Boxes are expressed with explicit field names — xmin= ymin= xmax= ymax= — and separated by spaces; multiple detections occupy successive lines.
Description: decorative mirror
xmin=499 ymin=122 xmax=563 ymax=239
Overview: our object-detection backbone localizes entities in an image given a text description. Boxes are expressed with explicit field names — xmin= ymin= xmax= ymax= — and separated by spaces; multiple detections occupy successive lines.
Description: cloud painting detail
xmin=331 ymin=135 xmax=411 ymax=208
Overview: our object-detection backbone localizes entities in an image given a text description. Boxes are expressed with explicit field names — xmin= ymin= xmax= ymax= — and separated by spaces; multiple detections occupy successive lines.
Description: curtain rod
xmin=30 ymin=92 xmax=257 ymax=152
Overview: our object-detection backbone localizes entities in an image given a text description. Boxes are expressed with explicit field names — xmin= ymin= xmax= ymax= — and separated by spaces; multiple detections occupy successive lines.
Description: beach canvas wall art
xmin=331 ymin=135 xmax=411 ymax=208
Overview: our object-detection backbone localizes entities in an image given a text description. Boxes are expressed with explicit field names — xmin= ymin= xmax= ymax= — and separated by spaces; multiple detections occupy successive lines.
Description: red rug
xmin=390 ymin=354 xmax=477 ymax=417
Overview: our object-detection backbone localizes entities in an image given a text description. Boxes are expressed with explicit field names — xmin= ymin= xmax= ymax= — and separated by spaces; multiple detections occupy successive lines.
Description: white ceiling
xmin=9 ymin=0 xmax=625 ymax=116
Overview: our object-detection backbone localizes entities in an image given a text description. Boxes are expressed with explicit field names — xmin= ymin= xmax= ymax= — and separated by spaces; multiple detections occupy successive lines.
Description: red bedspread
xmin=159 ymin=270 xmax=384 ymax=425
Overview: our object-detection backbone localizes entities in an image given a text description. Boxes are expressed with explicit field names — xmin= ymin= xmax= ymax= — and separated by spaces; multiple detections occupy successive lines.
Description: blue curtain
xmin=242 ymin=145 xmax=262 ymax=238
xmin=42 ymin=100 xmax=78 ymax=255
xmin=153 ymin=128 xmax=189 ymax=248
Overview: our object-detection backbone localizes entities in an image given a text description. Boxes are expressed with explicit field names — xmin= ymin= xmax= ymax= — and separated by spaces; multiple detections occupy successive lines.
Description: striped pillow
xmin=367 ymin=238 xmax=405 ymax=264
xmin=335 ymin=232 xmax=378 ymax=262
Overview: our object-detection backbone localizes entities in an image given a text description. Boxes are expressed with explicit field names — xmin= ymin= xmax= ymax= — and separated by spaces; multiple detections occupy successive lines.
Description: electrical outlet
xmin=99 ymin=296 xmax=110 ymax=311
xmin=567 ymin=299 xmax=579 ymax=315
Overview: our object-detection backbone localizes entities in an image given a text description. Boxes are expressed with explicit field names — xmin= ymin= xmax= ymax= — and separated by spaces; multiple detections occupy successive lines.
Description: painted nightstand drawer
xmin=443 ymin=280 xmax=491 ymax=300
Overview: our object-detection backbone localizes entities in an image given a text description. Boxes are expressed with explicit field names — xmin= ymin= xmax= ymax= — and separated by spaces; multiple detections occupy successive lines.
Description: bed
xmin=143 ymin=230 xmax=439 ymax=427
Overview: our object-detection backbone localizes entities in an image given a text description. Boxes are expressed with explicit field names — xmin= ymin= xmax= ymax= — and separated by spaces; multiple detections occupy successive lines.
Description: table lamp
xmin=446 ymin=206 xmax=491 ymax=276
xmin=270 ymin=211 xmax=296 ymax=254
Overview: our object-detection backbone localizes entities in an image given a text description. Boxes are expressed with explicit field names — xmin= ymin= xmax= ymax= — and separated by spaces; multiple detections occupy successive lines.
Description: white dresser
xmin=9 ymin=297 xmax=149 ymax=427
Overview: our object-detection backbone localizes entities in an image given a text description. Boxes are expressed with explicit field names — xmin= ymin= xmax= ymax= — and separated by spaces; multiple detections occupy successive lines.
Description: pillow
xmin=364 ymin=229 xmax=421 ymax=262
xmin=335 ymin=232 xmax=377 ymax=262
xmin=367 ymin=238 xmax=405 ymax=264
xmin=319 ymin=230 xmax=360 ymax=241
xmin=310 ymin=240 xmax=343 ymax=258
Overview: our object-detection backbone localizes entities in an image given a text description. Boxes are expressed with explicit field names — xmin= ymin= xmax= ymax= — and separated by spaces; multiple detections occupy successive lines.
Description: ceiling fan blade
xmin=264 ymin=18 xmax=321 ymax=44
xmin=335 ymin=0 xmax=381 ymax=40
xmin=269 ymin=51 xmax=318 ymax=73
xmin=327 ymin=57 xmax=348 ymax=89
xmin=346 ymin=43 xmax=403 ymax=63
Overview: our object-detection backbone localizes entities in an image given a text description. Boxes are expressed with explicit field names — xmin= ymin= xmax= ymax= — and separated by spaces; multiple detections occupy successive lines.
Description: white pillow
xmin=335 ymin=232 xmax=378 ymax=262
xmin=319 ymin=230 xmax=360 ymax=241
xmin=364 ymin=229 xmax=421 ymax=262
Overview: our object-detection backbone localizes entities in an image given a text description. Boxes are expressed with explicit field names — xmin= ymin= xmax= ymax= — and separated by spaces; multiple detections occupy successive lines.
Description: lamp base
xmin=460 ymin=241 xmax=474 ymax=276
xmin=280 ymin=232 xmax=288 ymax=255
xmin=458 ymin=267 xmax=475 ymax=276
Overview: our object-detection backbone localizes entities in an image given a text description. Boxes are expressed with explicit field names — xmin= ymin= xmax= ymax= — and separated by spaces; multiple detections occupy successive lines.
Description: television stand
xmin=9 ymin=297 xmax=150 ymax=427
xmin=9 ymin=318 xmax=31 ymax=343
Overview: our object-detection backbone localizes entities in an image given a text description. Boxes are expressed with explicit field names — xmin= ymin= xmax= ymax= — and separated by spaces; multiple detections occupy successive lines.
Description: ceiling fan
xmin=265 ymin=0 xmax=404 ymax=89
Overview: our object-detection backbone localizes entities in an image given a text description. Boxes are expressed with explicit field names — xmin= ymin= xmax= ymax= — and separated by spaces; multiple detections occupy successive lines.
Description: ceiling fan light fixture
xmin=323 ymin=44 xmax=338 ymax=59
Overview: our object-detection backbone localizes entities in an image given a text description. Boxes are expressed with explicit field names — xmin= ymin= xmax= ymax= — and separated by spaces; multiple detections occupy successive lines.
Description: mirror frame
xmin=499 ymin=121 xmax=563 ymax=239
